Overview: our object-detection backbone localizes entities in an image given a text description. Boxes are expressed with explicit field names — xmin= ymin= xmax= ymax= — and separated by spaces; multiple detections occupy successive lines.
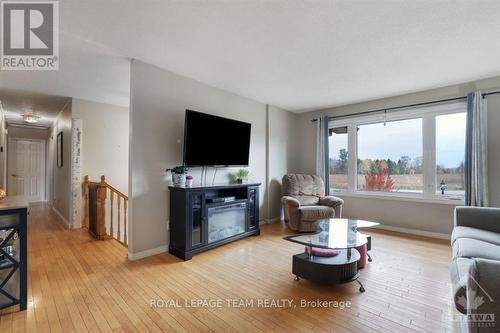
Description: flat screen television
xmin=183 ymin=110 xmax=251 ymax=167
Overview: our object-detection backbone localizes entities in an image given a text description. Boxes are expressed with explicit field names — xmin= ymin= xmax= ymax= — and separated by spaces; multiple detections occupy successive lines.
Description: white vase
xmin=172 ymin=173 xmax=187 ymax=187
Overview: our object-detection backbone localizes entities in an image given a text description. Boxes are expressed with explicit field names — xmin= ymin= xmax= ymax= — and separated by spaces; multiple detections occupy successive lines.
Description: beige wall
xmin=267 ymin=105 xmax=297 ymax=220
xmin=72 ymin=98 xmax=129 ymax=193
xmin=49 ymin=101 xmax=72 ymax=225
xmin=7 ymin=126 xmax=49 ymax=140
xmin=129 ymin=60 xmax=295 ymax=258
xmin=295 ymin=76 xmax=500 ymax=235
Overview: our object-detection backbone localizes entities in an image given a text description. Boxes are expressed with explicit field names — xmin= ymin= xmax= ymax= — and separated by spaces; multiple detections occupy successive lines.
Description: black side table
xmin=0 ymin=206 xmax=28 ymax=311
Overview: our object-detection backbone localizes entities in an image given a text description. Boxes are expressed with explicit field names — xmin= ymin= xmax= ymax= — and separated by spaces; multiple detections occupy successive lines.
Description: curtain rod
xmin=310 ymin=90 xmax=500 ymax=122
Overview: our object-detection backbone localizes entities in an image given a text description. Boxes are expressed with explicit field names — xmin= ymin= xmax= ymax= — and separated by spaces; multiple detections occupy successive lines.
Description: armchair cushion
xmin=296 ymin=195 xmax=320 ymax=206
xmin=298 ymin=206 xmax=334 ymax=221
xmin=319 ymin=196 xmax=344 ymax=208
xmin=282 ymin=174 xmax=325 ymax=197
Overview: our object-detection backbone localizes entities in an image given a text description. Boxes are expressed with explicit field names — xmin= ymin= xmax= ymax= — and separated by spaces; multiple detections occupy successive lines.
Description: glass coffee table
xmin=283 ymin=218 xmax=379 ymax=292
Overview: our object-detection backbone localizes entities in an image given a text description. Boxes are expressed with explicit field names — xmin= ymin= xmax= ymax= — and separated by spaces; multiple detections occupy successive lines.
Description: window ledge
xmin=330 ymin=191 xmax=464 ymax=206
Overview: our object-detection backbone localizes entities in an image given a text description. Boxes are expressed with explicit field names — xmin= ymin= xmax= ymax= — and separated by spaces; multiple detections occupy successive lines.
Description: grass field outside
xmin=330 ymin=173 xmax=464 ymax=194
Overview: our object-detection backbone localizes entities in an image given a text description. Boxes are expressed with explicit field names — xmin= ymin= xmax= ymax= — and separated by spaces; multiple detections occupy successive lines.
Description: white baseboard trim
xmin=52 ymin=206 xmax=70 ymax=229
xmin=128 ymin=245 xmax=168 ymax=261
xmin=265 ymin=217 xmax=281 ymax=224
xmin=372 ymin=224 xmax=450 ymax=240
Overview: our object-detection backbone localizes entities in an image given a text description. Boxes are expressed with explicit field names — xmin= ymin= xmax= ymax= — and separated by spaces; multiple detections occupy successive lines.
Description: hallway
xmin=0 ymin=203 xmax=131 ymax=332
xmin=0 ymin=203 xmax=458 ymax=333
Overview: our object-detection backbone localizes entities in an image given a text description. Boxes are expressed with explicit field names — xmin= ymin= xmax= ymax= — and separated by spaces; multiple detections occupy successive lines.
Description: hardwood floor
xmin=0 ymin=203 xmax=460 ymax=332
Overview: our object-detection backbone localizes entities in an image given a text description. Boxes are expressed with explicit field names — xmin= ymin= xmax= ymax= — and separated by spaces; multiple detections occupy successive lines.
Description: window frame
xmin=328 ymin=101 xmax=466 ymax=204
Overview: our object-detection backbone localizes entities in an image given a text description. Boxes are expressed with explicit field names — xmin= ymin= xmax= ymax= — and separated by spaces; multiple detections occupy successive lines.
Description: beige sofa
xmin=281 ymin=174 xmax=344 ymax=232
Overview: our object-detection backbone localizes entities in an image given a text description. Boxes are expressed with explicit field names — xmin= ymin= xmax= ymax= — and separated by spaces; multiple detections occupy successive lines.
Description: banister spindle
xmin=84 ymin=175 xmax=128 ymax=246
xmin=117 ymin=196 xmax=121 ymax=243
xmin=110 ymin=191 xmax=114 ymax=239
xmin=123 ymin=198 xmax=127 ymax=246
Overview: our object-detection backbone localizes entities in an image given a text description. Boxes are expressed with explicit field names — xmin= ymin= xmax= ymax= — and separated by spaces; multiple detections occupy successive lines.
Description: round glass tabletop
xmin=283 ymin=218 xmax=380 ymax=250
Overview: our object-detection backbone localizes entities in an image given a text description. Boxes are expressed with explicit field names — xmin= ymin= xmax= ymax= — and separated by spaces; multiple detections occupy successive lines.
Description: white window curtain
xmin=315 ymin=115 xmax=329 ymax=194
xmin=465 ymin=91 xmax=488 ymax=206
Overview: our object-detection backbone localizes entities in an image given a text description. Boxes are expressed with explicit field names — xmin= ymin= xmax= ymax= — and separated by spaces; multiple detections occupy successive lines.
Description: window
xmin=328 ymin=102 xmax=467 ymax=202
xmin=329 ymin=127 xmax=348 ymax=190
xmin=436 ymin=112 xmax=466 ymax=197
xmin=357 ymin=118 xmax=423 ymax=193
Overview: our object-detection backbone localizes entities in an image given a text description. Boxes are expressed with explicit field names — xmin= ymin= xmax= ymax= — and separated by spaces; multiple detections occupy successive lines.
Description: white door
xmin=8 ymin=139 xmax=46 ymax=202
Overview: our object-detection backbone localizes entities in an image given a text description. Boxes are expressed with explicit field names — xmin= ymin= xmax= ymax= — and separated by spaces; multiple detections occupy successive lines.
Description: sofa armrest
xmin=281 ymin=196 xmax=300 ymax=207
xmin=455 ymin=206 xmax=500 ymax=233
xmin=319 ymin=196 xmax=344 ymax=208
xmin=469 ymin=258 xmax=500 ymax=316
xmin=451 ymin=257 xmax=500 ymax=315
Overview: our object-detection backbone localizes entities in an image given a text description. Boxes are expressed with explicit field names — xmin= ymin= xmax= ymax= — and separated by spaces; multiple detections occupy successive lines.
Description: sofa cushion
xmin=298 ymin=206 xmax=334 ymax=221
xmin=452 ymin=226 xmax=500 ymax=246
xmin=296 ymin=195 xmax=320 ymax=206
xmin=452 ymin=237 xmax=500 ymax=261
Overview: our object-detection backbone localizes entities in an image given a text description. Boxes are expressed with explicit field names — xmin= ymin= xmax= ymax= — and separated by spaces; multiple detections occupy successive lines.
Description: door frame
xmin=7 ymin=137 xmax=47 ymax=202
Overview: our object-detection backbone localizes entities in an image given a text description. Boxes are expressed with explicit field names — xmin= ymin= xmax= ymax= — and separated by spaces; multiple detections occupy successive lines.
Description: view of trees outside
xmin=357 ymin=118 xmax=423 ymax=192
xmin=435 ymin=112 xmax=466 ymax=195
xmin=329 ymin=127 xmax=348 ymax=189
xmin=329 ymin=113 xmax=466 ymax=196
xmin=329 ymin=118 xmax=424 ymax=192
xmin=356 ymin=155 xmax=423 ymax=192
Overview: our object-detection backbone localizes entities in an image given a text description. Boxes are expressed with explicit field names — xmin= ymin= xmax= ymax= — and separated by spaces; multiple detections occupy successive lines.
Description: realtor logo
xmin=1 ymin=1 xmax=59 ymax=70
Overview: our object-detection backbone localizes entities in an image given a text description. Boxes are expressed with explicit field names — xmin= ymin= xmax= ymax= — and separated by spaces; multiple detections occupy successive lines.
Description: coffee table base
xmin=292 ymin=249 xmax=365 ymax=292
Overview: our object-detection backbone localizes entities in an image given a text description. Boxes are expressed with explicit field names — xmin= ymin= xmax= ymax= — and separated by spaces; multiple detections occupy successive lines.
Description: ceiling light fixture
xmin=23 ymin=114 xmax=40 ymax=124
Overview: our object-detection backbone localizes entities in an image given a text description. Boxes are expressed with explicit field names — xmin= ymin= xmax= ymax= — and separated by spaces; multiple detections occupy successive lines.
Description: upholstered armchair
xmin=281 ymin=174 xmax=344 ymax=232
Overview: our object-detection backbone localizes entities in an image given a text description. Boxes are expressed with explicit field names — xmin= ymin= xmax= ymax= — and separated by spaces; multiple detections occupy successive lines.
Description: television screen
xmin=183 ymin=110 xmax=251 ymax=167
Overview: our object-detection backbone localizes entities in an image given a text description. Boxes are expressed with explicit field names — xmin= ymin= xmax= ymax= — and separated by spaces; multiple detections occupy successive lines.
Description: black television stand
xmin=168 ymin=183 xmax=260 ymax=260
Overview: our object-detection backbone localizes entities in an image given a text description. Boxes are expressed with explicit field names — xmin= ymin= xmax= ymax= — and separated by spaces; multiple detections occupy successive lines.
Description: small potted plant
xmin=166 ymin=165 xmax=188 ymax=186
xmin=236 ymin=169 xmax=249 ymax=184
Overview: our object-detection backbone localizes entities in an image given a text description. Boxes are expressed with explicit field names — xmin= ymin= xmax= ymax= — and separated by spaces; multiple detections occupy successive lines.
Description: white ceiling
xmin=0 ymin=32 xmax=131 ymax=108
xmin=2 ymin=1 xmax=500 ymax=112
xmin=0 ymin=89 xmax=70 ymax=129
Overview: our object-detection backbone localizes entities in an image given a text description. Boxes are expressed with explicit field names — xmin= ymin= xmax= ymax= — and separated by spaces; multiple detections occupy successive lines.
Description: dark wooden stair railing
xmin=83 ymin=175 xmax=128 ymax=246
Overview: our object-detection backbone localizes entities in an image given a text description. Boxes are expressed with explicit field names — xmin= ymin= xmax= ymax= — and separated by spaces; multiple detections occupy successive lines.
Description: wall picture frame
xmin=57 ymin=131 xmax=63 ymax=168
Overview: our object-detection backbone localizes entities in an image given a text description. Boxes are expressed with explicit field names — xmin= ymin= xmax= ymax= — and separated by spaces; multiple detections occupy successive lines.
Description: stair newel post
xmin=83 ymin=175 xmax=89 ymax=229
xmin=97 ymin=175 xmax=108 ymax=239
